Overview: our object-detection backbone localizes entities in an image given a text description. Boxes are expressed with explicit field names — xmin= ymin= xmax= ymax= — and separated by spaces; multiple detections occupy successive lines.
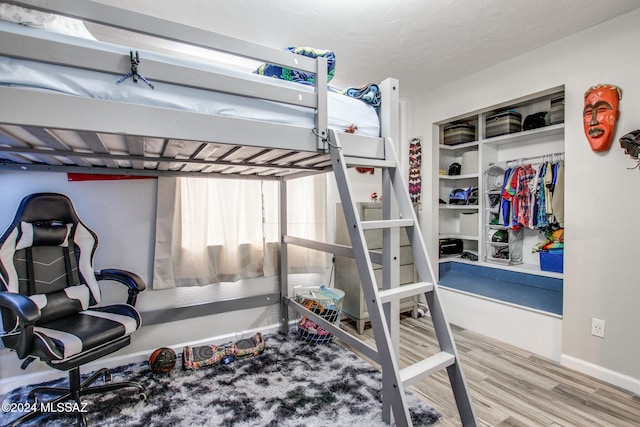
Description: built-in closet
xmin=430 ymin=86 xmax=566 ymax=362
xmin=434 ymin=86 xmax=565 ymax=279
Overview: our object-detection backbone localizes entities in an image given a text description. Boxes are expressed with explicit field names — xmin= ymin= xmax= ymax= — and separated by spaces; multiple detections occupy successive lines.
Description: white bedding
xmin=0 ymin=20 xmax=380 ymax=137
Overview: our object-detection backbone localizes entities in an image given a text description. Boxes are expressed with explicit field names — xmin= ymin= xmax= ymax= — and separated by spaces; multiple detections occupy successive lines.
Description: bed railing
xmin=2 ymin=0 xmax=329 ymax=148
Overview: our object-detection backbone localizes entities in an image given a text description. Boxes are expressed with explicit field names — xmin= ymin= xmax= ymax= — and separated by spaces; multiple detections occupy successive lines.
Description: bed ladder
xmin=328 ymin=130 xmax=477 ymax=426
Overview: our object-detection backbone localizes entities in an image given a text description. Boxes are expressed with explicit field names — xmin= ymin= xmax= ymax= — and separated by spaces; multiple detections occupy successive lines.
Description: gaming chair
xmin=0 ymin=193 xmax=146 ymax=426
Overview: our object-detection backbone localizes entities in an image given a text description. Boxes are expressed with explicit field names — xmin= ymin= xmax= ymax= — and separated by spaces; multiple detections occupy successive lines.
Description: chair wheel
xmin=139 ymin=393 xmax=147 ymax=400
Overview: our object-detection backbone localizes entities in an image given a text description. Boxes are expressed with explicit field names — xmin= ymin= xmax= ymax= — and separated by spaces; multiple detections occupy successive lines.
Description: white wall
xmin=411 ymin=9 xmax=640 ymax=392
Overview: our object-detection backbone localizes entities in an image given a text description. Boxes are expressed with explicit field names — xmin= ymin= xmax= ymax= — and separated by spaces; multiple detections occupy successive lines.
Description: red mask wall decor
xmin=583 ymin=84 xmax=622 ymax=152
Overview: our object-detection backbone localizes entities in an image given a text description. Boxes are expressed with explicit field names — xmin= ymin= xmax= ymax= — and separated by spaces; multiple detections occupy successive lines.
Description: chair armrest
xmin=0 ymin=292 xmax=40 ymax=323
xmin=96 ymin=269 xmax=146 ymax=306
xmin=0 ymin=292 xmax=40 ymax=359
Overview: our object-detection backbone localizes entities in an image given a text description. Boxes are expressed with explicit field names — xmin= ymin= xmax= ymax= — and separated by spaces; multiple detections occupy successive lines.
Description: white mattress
xmin=0 ymin=20 xmax=380 ymax=137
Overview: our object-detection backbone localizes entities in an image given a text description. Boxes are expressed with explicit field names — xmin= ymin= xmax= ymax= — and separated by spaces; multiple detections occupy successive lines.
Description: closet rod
xmin=502 ymin=151 xmax=564 ymax=165
xmin=489 ymin=152 xmax=564 ymax=168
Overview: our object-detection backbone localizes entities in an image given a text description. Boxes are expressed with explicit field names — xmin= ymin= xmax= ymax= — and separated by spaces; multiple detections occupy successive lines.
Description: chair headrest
xmin=13 ymin=193 xmax=80 ymax=224
xmin=0 ymin=193 xmax=81 ymax=248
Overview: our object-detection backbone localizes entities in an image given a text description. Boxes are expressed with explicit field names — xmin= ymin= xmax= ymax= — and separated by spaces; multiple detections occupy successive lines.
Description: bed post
xmin=378 ymin=77 xmax=401 ymax=423
xmin=315 ymin=56 xmax=329 ymax=151
xmin=380 ymin=78 xmax=400 ymax=143
xmin=279 ymin=177 xmax=290 ymax=334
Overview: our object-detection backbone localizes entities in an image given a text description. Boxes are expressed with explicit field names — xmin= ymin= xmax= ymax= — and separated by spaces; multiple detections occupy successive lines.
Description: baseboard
xmin=0 ymin=323 xmax=287 ymax=398
xmin=561 ymin=354 xmax=640 ymax=395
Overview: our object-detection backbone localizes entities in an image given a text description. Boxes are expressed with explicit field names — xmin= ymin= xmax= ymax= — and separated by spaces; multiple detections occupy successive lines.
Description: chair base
xmin=7 ymin=366 xmax=145 ymax=427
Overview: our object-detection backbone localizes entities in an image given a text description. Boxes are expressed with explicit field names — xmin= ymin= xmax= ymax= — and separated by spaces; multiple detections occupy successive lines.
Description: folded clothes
xmin=254 ymin=46 xmax=335 ymax=84
xmin=532 ymin=228 xmax=564 ymax=253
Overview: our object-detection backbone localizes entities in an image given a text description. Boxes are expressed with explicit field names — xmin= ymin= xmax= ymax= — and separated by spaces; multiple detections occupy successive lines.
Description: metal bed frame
xmin=0 ymin=0 xmax=389 ymax=181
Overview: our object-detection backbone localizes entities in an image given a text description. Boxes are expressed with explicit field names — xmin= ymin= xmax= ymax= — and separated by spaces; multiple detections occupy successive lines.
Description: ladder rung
xmin=379 ymin=282 xmax=433 ymax=303
xmin=361 ymin=219 xmax=414 ymax=229
xmin=400 ymin=351 xmax=456 ymax=387
xmin=344 ymin=156 xmax=396 ymax=168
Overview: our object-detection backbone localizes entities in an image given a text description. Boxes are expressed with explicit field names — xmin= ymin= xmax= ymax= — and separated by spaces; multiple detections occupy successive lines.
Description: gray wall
xmin=411 ymin=9 xmax=640 ymax=389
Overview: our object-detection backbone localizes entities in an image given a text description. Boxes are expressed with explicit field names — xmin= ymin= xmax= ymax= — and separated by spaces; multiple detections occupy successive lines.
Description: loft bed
xmin=0 ymin=1 xmax=395 ymax=181
xmin=0 ymin=1 xmax=399 ymax=336
xmin=0 ymin=3 xmax=418 ymax=418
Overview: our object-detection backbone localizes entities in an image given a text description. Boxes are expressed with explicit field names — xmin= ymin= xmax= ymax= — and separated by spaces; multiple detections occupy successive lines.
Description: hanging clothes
xmin=500 ymin=167 xmax=514 ymax=226
xmin=497 ymin=155 xmax=564 ymax=231
xmin=528 ymin=163 xmax=541 ymax=228
xmin=536 ymin=162 xmax=549 ymax=230
xmin=508 ymin=167 xmax=520 ymax=227
xmin=514 ymin=164 xmax=537 ymax=228
xmin=544 ymin=161 xmax=554 ymax=216
xmin=551 ymin=161 xmax=565 ymax=227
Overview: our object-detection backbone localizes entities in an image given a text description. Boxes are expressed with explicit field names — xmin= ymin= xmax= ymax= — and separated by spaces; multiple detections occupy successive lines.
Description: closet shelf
xmin=438 ymin=254 xmax=478 ymax=264
xmin=482 ymin=123 xmax=564 ymax=147
xmin=439 ymin=234 xmax=479 ymax=241
xmin=486 ymin=241 xmax=509 ymax=248
xmin=439 ymin=173 xmax=479 ymax=180
xmin=486 ymin=224 xmax=508 ymax=230
xmin=439 ymin=205 xmax=479 ymax=211
xmin=439 ymin=141 xmax=479 ymax=152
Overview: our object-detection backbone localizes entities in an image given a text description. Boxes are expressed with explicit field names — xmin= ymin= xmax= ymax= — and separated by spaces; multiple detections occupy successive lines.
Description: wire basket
xmin=295 ymin=286 xmax=345 ymax=344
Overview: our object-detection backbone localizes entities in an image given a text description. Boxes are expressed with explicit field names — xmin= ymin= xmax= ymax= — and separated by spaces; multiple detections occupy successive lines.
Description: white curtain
xmin=153 ymin=175 xmax=327 ymax=288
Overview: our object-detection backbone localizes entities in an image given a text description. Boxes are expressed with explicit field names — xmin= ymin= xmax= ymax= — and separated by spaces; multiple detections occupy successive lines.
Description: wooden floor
xmin=339 ymin=315 xmax=640 ymax=427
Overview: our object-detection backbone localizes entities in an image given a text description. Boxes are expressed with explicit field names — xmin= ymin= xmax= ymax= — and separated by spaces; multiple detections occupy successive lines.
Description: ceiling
xmin=92 ymin=0 xmax=640 ymax=95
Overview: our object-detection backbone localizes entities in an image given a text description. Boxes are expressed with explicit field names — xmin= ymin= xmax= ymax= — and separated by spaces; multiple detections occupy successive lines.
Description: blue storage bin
xmin=540 ymin=251 xmax=563 ymax=273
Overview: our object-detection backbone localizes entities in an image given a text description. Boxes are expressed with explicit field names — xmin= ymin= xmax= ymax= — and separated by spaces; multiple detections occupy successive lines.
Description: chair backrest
xmin=0 ymin=193 xmax=103 ymax=328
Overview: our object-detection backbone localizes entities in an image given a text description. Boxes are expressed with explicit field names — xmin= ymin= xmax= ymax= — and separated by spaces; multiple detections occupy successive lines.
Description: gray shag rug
xmin=2 ymin=333 xmax=441 ymax=426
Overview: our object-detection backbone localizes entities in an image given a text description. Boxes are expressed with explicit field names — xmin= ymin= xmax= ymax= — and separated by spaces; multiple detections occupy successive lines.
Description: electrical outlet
xmin=591 ymin=318 xmax=605 ymax=338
